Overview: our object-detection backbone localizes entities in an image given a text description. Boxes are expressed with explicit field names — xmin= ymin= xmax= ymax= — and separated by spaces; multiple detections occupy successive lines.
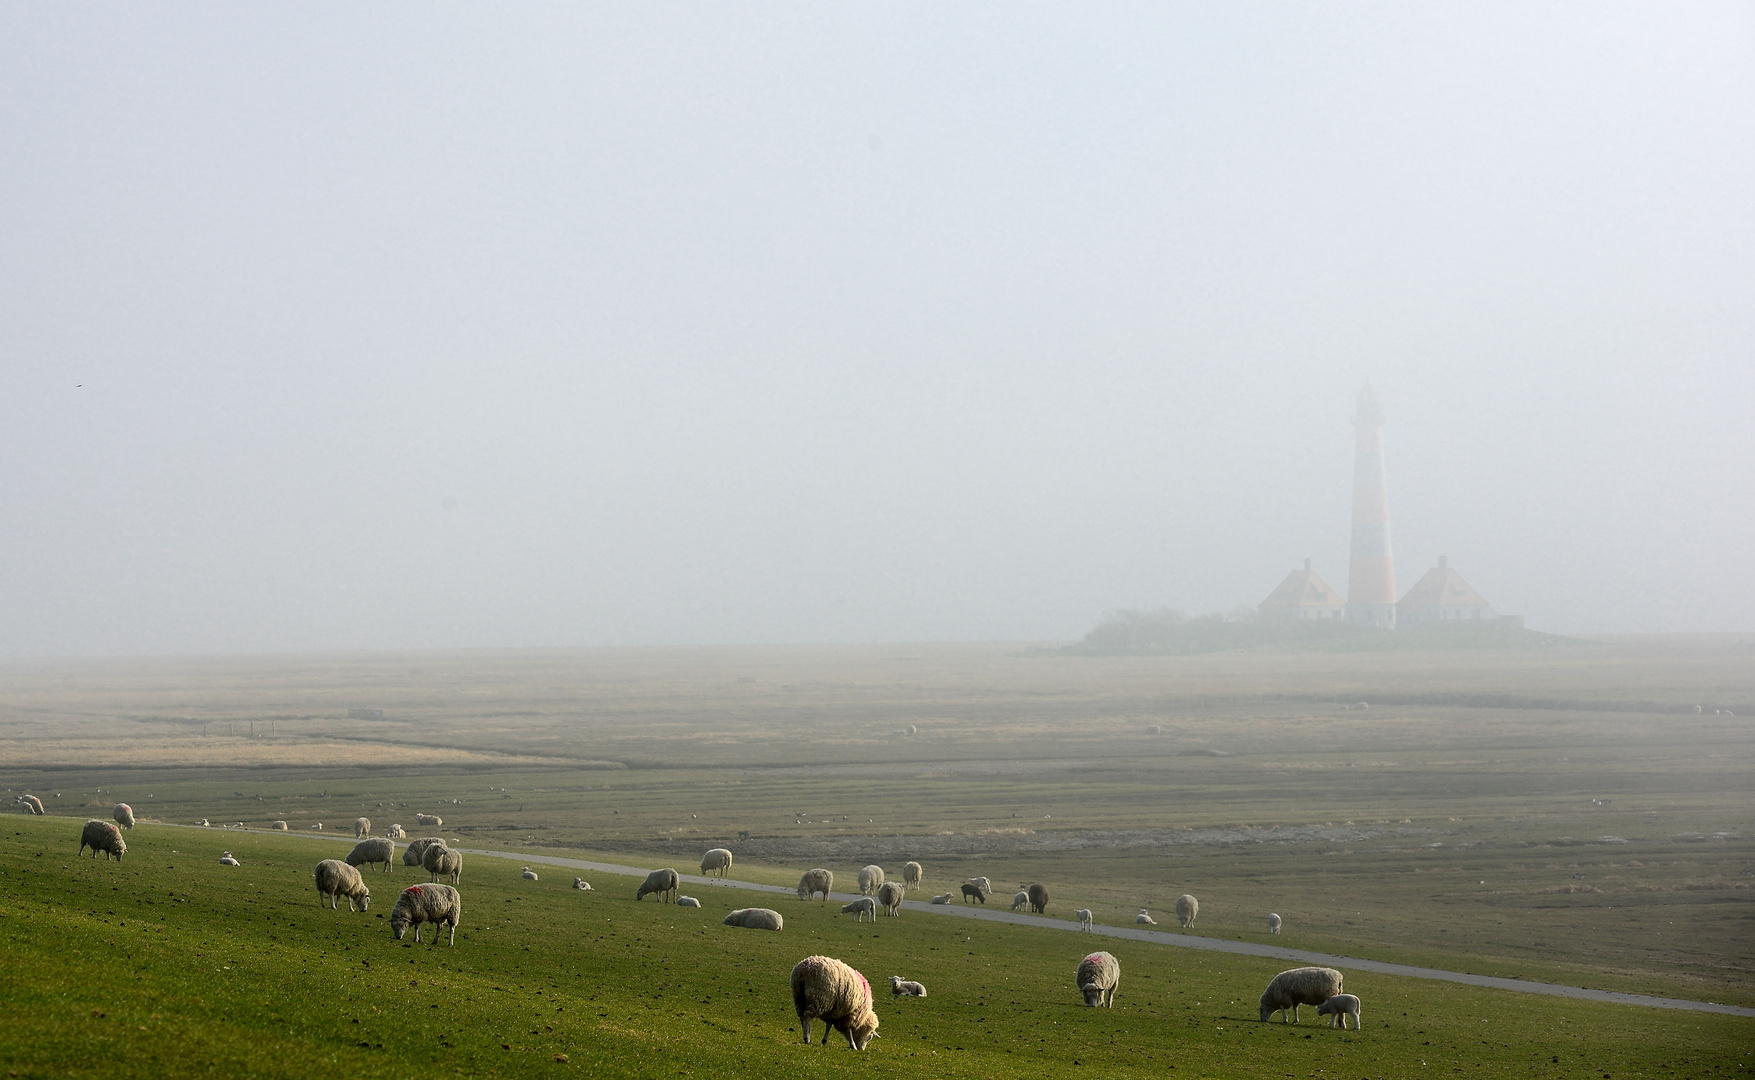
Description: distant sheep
xmin=415 ymin=813 xmax=443 ymax=827
xmin=391 ymin=883 xmax=461 ymax=945
xmin=903 ymin=861 xmax=922 ymax=889
xmin=1076 ymin=951 xmax=1121 ymax=1007
xmin=841 ymin=897 xmax=877 ymax=923
xmin=1136 ymin=909 xmax=1155 ymax=926
xmin=113 ymin=803 xmax=135 ymax=830
xmin=1316 ymin=993 xmax=1362 ymax=1029
xmin=1176 ymin=894 xmax=1198 ymax=927
xmin=355 ymin=817 xmax=372 ymax=838
xmin=1268 ymin=912 xmax=1282 ymax=934
xmin=219 ymin=851 xmax=241 ymax=867
xmin=521 ymin=867 xmax=539 ymax=881
xmin=387 ymin=824 xmax=407 ymax=839
xmin=1146 ymin=724 xmax=1163 ymax=735
xmin=723 ymin=907 xmax=784 ymax=931
xmin=572 ymin=878 xmax=592 ymax=891
xmin=198 ymin=818 xmax=210 ymax=827
xmin=402 ymin=837 xmax=443 ymax=868
xmin=796 ymin=868 xmax=834 ymax=903
xmin=889 ymin=976 xmax=926 ymax=997
xmin=1077 ymin=908 xmax=1094 ymax=930
xmin=1027 ymin=882 xmax=1050 ymax=914
xmin=79 ymin=819 xmax=125 ymax=861
xmin=346 ymin=838 xmax=396 ymax=874
xmin=423 ymin=844 xmax=462 ymax=885
xmin=790 ymin=955 xmax=878 ymax=1049
xmin=858 ymin=865 xmax=885 ymax=895
xmin=961 ymin=882 xmax=988 ymax=904
xmin=18 ymin=794 xmax=45 ymax=815
xmin=637 ymin=867 xmax=680 ymax=902
xmin=877 ymin=881 xmax=905 ymax=916
xmin=314 ymin=858 xmax=371 ymax=911
xmin=1011 ymin=890 xmax=1030 ymax=911
xmin=270 ymin=820 xmax=288 ymax=831
xmin=1259 ymin=967 xmax=1344 ymax=1023
xmin=310 ymin=823 xmax=324 ymax=831
xmin=929 ymin=893 xmax=953 ymax=905
xmin=970 ymin=876 xmax=992 ymax=894
xmin=701 ymin=848 xmax=734 ymax=877
xmin=677 ymin=895 xmax=701 ymax=908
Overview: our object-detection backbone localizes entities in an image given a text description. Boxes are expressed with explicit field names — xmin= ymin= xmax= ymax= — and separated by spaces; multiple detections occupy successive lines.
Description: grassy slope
xmin=2 ymin=818 xmax=1747 ymax=1080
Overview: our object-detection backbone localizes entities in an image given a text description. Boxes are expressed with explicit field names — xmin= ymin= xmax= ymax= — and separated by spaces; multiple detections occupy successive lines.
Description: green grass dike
xmin=2 ymin=817 xmax=1747 ymax=1080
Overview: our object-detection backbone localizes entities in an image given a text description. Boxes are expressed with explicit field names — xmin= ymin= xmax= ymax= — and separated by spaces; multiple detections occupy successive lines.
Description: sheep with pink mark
xmin=790 ymin=955 xmax=879 ymax=1049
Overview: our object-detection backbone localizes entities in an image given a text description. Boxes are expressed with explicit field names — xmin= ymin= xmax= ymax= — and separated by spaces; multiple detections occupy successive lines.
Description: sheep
xmin=79 ymin=819 xmax=126 ymax=861
xmin=1136 ymin=909 xmax=1156 ymax=926
xmin=889 ymin=976 xmax=927 ymax=997
xmin=521 ymin=867 xmax=539 ymax=881
xmin=677 ymin=895 xmax=701 ymax=908
xmin=929 ymin=893 xmax=953 ymax=905
xmin=1077 ymin=909 xmax=1094 ymax=930
xmin=1316 ymin=993 xmax=1362 ymax=1030
xmin=841 ymin=897 xmax=877 ymax=922
xmin=1268 ymin=912 xmax=1282 ymax=934
xmin=857 ymin=865 xmax=885 ymax=895
xmin=1076 ymin=950 xmax=1121 ymax=1007
xmin=903 ymin=861 xmax=923 ymax=889
xmin=1027 ymin=882 xmax=1050 ymax=914
xmin=572 ymin=878 xmax=592 ymax=891
xmin=1011 ymin=890 xmax=1030 ymax=911
xmin=314 ymin=858 xmax=371 ymax=911
xmin=270 ymin=820 xmax=288 ymax=831
xmin=310 ymin=823 xmax=324 ymax=831
xmin=423 ymin=844 xmax=462 ymax=885
xmin=790 ymin=955 xmax=878 ymax=1049
xmin=346 ymin=837 xmax=396 ymax=874
xmin=701 ymin=848 xmax=734 ymax=878
xmin=1259 ymin=967 xmax=1345 ymax=1023
xmin=198 ymin=818 xmax=210 ymax=827
xmin=387 ymin=824 xmax=407 ymax=839
xmin=636 ymin=867 xmax=680 ymax=902
xmin=1176 ymin=893 xmax=1198 ymax=927
xmin=796 ymin=868 xmax=834 ymax=903
xmin=877 ymin=881 xmax=905 ymax=916
xmin=970 ymin=876 xmax=992 ymax=894
xmin=960 ymin=882 xmax=988 ymax=904
xmin=355 ymin=817 xmax=372 ymax=839
xmin=723 ymin=907 xmax=784 ymax=931
xmin=19 ymin=794 xmax=45 ymax=815
xmin=402 ymin=837 xmax=443 ymax=868
xmin=415 ymin=813 xmax=443 ymax=827
xmin=113 ymin=803 xmax=135 ymax=830
xmin=219 ymin=851 xmax=241 ymax=867
xmin=390 ymin=882 xmax=462 ymax=945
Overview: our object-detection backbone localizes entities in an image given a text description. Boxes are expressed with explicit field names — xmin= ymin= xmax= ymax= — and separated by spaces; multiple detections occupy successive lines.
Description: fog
xmin=1 ymin=4 xmax=1751 ymax=655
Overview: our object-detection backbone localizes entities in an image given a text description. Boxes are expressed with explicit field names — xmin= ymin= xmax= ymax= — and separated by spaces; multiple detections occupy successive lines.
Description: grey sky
xmin=2 ymin=3 xmax=1751 ymax=655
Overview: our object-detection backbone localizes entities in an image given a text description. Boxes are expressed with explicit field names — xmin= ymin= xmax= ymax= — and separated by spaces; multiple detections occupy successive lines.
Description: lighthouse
xmin=1346 ymin=384 xmax=1397 ymax=629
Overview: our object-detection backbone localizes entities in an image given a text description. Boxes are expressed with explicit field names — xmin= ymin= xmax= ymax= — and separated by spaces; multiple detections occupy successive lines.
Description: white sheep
xmin=723 ymin=907 xmax=784 ymax=930
xmin=572 ymin=878 xmax=592 ymax=891
xmin=637 ymin=867 xmax=680 ymax=902
xmin=929 ymin=893 xmax=953 ymax=905
xmin=1316 ymin=993 xmax=1362 ymax=1029
xmin=346 ymin=838 xmax=396 ymax=874
xmin=391 ymin=883 xmax=461 ymax=945
xmin=970 ymin=876 xmax=992 ymax=894
xmin=314 ymin=858 xmax=371 ymax=911
xmin=219 ymin=851 xmax=241 ymax=867
xmin=790 ymin=955 xmax=878 ymax=1049
xmin=415 ymin=813 xmax=443 ymax=827
xmin=270 ymin=820 xmax=288 ymax=831
xmin=841 ymin=897 xmax=877 ymax=922
xmin=79 ymin=819 xmax=126 ymax=861
xmin=1077 ymin=908 xmax=1094 ymax=930
xmin=423 ymin=844 xmax=462 ymax=885
xmin=387 ymin=824 xmax=407 ymax=839
xmin=1268 ymin=912 xmax=1282 ymax=934
xmin=796 ymin=868 xmax=834 ymax=903
xmin=198 ymin=818 xmax=210 ymax=827
xmin=18 ymin=794 xmax=45 ymax=815
xmin=1011 ymin=890 xmax=1030 ymax=912
xmin=1135 ymin=909 xmax=1155 ymax=925
xmin=876 ymin=881 xmax=905 ymax=916
xmin=310 ymin=823 xmax=324 ymax=831
xmin=1176 ymin=893 xmax=1198 ymax=927
xmin=701 ymin=848 xmax=734 ymax=878
xmin=521 ymin=866 xmax=539 ymax=881
xmin=677 ymin=895 xmax=701 ymax=908
xmin=113 ymin=803 xmax=135 ymax=830
xmin=857 ymin=865 xmax=885 ymax=895
xmin=903 ymin=861 xmax=923 ymax=889
xmin=889 ymin=976 xmax=926 ymax=997
xmin=1259 ymin=967 xmax=1344 ymax=1023
xmin=1076 ymin=950 xmax=1121 ymax=1007
xmin=355 ymin=817 xmax=372 ymax=839
xmin=402 ymin=837 xmax=443 ymax=868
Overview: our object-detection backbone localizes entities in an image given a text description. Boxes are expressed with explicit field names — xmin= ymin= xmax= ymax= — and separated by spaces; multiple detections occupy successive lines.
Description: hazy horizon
xmin=3 ymin=4 xmax=1752 ymax=657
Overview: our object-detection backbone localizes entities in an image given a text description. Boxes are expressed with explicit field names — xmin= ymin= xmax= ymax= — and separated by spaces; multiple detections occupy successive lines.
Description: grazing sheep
xmin=1268 ymin=912 xmax=1282 ymax=934
xmin=790 ymin=955 xmax=879 ymax=1049
xmin=387 ymin=824 xmax=407 ymax=839
xmin=796 ymin=868 xmax=834 ymax=903
xmin=1258 ymin=967 xmax=1345 ymax=1023
xmin=636 ymin=867 xmax=680 ymax=902
xmin=79 ymin=819 xmax=126 ymax=861
xmin=415 ymin=813 xmax=443 ymax=827
xmin=218 ymin=851 xmax=241 ymax=867
xmin=841 ymin=897 xmax=877 ymax=922
xmin=521 ymin=867 xmax=539 ymax=881
xmin=572 ymin=878 xmax=592 ymax=891
xmin=310 ymin=823 xmax=324 ymax=831
xmin=198 ymin=818 xmax=210 ymax=827
xmin=1176 ymin=893 xmax=1198 ymax=927
xmin=1316 ymin=993 xmax=1362 ymax=1029
xmin=1076 ymin=951 xmax=1121 ymax=1007
xmin=314 ymin=858 xmax=371 ymax=911
xmin=113 ymin=803 xmax=135 ymax=830
xmin=390 ymin=883 xmax=462 ymax=945
xmin=270 ymin=820 xmax=288 ymax=831
xmin=857 ymin=865 xmax=885 ymax=895
xmin=960 ymin=882 xmax=988 ymax=904
xmin=877 ymin=881 xmax=905 ymax=916
xmin=354 ymin=817 xmax=372 ymax=839
xmin=723 ymin=907 xmax=784 ymax=931
xmin=1011 ymin=890 xmax=1030 ymax=911
xmin=1136 ymin=909 xmax=1156 ymax=926
xmin=929 ymin=893 xmax=953 ymax=905
xmin=701 ymin=848 xmax=734 ymax=878
xmin=1027 ymin=882 xmax=1050 ymax=914
xmin=903 ymin=861 xmax=923 ymax=889
xmin=889 ymin=976 xmax=927 ymax=997
xmin=18 ymin=794 xmax=45 ymax=815
xmin=677 ymin=895 xmax=701 ymax=908
xmin=423 ymin=844 xmax=462 ymax=885
xmin=1077 ymin=909 xmax=1094 ymax=930
xmin=345 ymin=837 xmax=396 ymax=874
xmin=402 ymin=837 xmax=443 ymax=868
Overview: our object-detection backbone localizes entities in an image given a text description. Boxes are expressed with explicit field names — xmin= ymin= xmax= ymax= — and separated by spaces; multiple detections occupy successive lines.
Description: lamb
xmin=402 ymin=836 xmax=443 ymax=868
xmin=1259 ymin=967 xmax=1345 ymax=1023
xmin=790 ymin=955 xmax=879 ymax=1049
xmin=79 ymin=819 xmax=126 ymax=861
xmin=198 ymin=818 xmax=210 ymax=827
xmin=929 ymin=893 xmax=953 ymax=905
xmin=723 ymin=907 xmax=784 ymax=930
xmin=310 ymin=823 xmax=324 ymax=831
xmin=113 ymin=803 xmax=135 ymax=830
xmin=903 ymin=861 xmax=923 ymax=889
xmin=1316 ymin=993 xmax=1362 ymax=1029
xmin=572 ymin=878 xmax=592 ymax=891
xmin=701 ymin=848 xmax=734 ymax=878
xmin=390 ymin=882 xmax=462 ymax=945
xmin=1268 ymin=912 xmax=1282 ymax=934
xmin=1011 ymin=890 xmax=1030 ymax=911
xmin=857 ymin=865 xmax=885 ymax=895
xmin=1136 ymin=909 xmax=1156 ymax=926
xmin=1076 ymin=950 xmax=1121 ymax=1007
xmin=314 ymin=858 xmax=371 ymax=911
xmin=355 ymin=817 xmax=372 ymax=838
xmin=19 ymin=794 xmax=45 ymax=815
xmin=970 ymin=876 xmax=992 ymax=894
xmin=219 ymin=851 xmax=241 ymax=867
xmin=1077 ymin=909 xmax=1094 ymax=930
xmin=841 ymin=897 xmax=877 ymax=923
xmin=1176 ymin=893 xmax=1198 ymax=927
xmin=423 ymin=844 xmax=462 ymax=885
xmin=1027 ymin=882 xmax=1050 ymax=914
xmin=346 ymin=837 xmax=396 ymax=874
xmin=796 ymin=868 xmax=834 ymax=902
xmin=889 ymin=976 xmax=926 ymax=997
xmin=636 ymin=867 xmax=680 ymax=902
xmin=270 ymin=820 xmax=288 ymax=831
xmin=677 ymin=895 xmax=701 ymax=908
xmin=387 ymin=824 xmax=407 ymax=839
xmin=960 ymin=882 xmax=988 ymax=904
xmin=521 ymin=867 xmax=539 ymax=881
xmin=876 ymin=881 xmax=905 ymax=916
xmin=415 ymin=813 xmax=443 ymax=827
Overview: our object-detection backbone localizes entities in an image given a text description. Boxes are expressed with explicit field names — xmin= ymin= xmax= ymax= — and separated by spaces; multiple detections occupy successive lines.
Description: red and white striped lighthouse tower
xmin=1346 ymin=384 xmax=1398 ymax=628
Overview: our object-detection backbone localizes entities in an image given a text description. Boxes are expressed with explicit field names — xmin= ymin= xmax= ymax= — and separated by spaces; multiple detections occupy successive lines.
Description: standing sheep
xmin=1027 ymin=882 xmax=1050 ymax=914
xmin=701 ymin=847 xmax=734 ymax=877
xmin=314 ymin=859 xmax=371 ymax=911
xmin=1316 ymin=994 xmax=1362 ymax=1029
xmin=387 ymin=824 xmax=407 ymax=839
xmin=1258 ymin=967 xmax=1345 ymax=1024
xmin=1136 ymin=909 xmax=1156 ymax=926
xmin=796 ymin=868 xmax=834 ymax=903
xmin=414 ymin=813 xmax=443 ymax=827
xmin=1176 ymin=893 xmax=1198 ymax=927
xmin=423 ymin=844 xmax=462 ymax=885
xmin=960 ymin=882 xmax=988 ymax=904
xmin=970 ymin=876 xmax=992 ymax=895
xmin=889 ymin=976 xmax=927 ymax=997
xmin=521 ymin=867 xmax=539 ymax=881
xmin=840 ymin=897 xmax=877 ymax=922
xmin=876 ymin=881 xmax=905 ymax=917
xmin=390 ymin=883 xmax=462 ymax=946
xmin=1076 ymin=951 xmax=1121 ymax=1007
xmin=929 ymin=893 xmax=953 ymax=905
xmin=903 ymin=861 xmax=923 ymax=889
xmin=19 ymin=794 xmax=45 ymax=815
xmin=113 ymin=803 xmax=135 ymax=830
xmin=790 ymin=955 xmax=879 ymax=1049
xmin=723 ymin=907 xmax=784 ymax=930
xmin=403 ymin=837 xmax=443 ymax=868
xmin=636 ymin=867 xmax=680 ymax=902
xmin=1076 ymin=909 xmax=1094 ymax=930
xmin=1268 ymin=912 xmax=1282 ymax=934
xmin=354 ymin=817 xmax=372 ymax=839
xmin=857 ymin=865 xmax=885 ymax=895
xmin=270 ymin=820 xmax=288 ymax=831
xmin=1010 ymin=890 xmax=1030 ymax=911
xmin=346 ymin=837 xmax=396 ymax=874
xmin=79 ymin=819 xmax=126 ymax=861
